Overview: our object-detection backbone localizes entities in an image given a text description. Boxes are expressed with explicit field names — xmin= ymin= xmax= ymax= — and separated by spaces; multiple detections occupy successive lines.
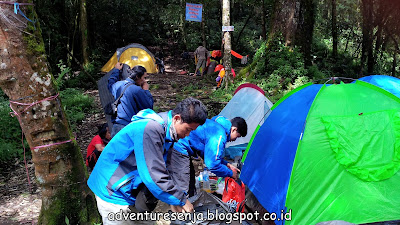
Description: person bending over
xmin=87 ymin=97 xmax=208 ymax=225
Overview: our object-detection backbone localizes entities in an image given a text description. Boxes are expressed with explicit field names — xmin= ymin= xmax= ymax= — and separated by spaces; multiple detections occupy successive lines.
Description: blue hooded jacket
xmin=107 ymin=68 xmax=154 ymax=125
xmin=87 ymin=109 xmax=187 ymax=206
xmin=173 ymin=116 xmax=233 ymax=178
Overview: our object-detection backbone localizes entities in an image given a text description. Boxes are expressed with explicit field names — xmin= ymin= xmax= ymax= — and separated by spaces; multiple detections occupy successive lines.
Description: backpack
xmin=104 ymin=82 xmax=134 ymax=116
xmin=87 ymin=149 xmax=101 ymax=170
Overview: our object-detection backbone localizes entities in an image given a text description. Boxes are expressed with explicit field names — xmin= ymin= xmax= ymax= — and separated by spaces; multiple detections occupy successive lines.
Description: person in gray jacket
xmin=88 ymin=97 xmax=208 ymax=224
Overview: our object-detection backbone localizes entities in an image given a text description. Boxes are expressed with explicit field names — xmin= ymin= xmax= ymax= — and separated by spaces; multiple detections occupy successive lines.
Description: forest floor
xmin=0 ymin=44 xmax=226 ymax=224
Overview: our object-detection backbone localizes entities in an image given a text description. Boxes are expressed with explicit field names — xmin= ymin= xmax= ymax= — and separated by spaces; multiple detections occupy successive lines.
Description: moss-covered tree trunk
xmin=0 ymin=3 xmax=99 ymax=224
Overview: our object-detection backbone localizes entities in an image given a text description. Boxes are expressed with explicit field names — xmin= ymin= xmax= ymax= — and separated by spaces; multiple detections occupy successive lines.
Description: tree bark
xmin=222 ymin=0 xmax=232 ymax=89
xmin=360 ymin=0 xmax=374 ymax=76
xmin=201 ymin=1 xmax=207 ymax=47
xmin=392 ymin=52 xmax=397 ymax=77
xmin=261 ymin=0 xmax=267 ymax=41
xmin=235 ymin=14 xmax=252 ymax=46
xmin=180 ymin=0 xmax=187 ymax=50
xmin=332 ymin=0 xmax=337 ymax=59
xmin=0 ymin=4 xmax=99 ymax=224
xmin=284 ymin=0 xmax=298 ymax=47
xmin=202 ymin=21 xmax=207 ymax=47
xmin=80 ymin=0 xmax=89 ymax=66
xmin=295 ymin=0 xmax=315 ymax=67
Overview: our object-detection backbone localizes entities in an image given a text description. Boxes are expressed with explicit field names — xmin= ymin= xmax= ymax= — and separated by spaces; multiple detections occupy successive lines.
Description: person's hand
xmin=170 ymin=205 xmax=182 ymax=212
xmin=141 ymin=81 xmax=149 ymax=90
xmin=182 ymin=199 xmax=194 ymax=213
xmin=170 ymin=200 xmax=194 ymax=213
xmin=114 ymin=62 xmax=123 ymax=70
xmin=227 ymin=163 xmax=240 ymax=180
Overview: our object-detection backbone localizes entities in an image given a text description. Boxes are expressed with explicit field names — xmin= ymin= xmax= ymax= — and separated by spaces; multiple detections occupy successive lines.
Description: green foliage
xmin=312 ymin=37 xmax=360 ymax=79
xmin=59 ymin=88 xmax=96 ymax=130
xmin=0 ymin=91 xmax=29 ymax=162
xmin=150 ymin=84 xmax=160 ymax=90
xmin=54 ymin=60 xmax=72 ymax=89
xmin=182 ymin=84 xmax=200 ymax=92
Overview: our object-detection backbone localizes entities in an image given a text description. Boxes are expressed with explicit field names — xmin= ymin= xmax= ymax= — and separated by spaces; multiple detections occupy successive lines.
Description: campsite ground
xmin=0 ymin=47 xmax=225 ymax=224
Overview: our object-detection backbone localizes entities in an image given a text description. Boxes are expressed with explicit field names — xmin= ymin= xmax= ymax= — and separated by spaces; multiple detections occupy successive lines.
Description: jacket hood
xmin=211 ymin=115 xmax=232 ymax=137
xmin=131 ymin=109 xmax=165 ymax=127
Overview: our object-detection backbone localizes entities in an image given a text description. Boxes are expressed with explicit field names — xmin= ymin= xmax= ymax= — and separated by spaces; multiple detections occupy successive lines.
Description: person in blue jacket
xmin=169 ymin=116 xmax=247 ymax=196
xmin=87 ymin=97 xmax=207 ymax=224
xmin=108 ymin=62 xmax=154 ymax=137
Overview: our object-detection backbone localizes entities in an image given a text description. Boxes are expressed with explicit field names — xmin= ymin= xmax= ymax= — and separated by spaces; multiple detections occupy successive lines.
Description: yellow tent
xmin=101 ymin=43 xmax=158 ymax=74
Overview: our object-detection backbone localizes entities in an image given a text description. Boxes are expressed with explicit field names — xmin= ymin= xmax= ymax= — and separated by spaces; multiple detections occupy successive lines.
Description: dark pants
xmin=133 ymin=184 xmax=158 ymax=212
xmin=111 ymin=123 xmax=125 ymax=138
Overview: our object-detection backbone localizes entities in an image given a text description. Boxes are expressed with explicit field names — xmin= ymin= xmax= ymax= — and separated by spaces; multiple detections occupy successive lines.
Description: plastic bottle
xmin=202 ymin=168 xmax=211 ymax=192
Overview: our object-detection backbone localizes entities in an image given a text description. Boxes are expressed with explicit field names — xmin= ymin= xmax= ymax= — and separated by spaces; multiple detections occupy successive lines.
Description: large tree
xmin=0 ymin=3 xmax=99 ymax=224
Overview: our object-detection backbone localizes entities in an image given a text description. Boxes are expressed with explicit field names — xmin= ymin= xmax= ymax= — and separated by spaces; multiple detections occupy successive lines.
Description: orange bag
xmin=222 ymin=177 xmax=246 ymax=212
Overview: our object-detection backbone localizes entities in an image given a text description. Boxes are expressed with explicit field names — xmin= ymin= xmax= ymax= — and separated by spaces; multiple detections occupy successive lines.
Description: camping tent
xmin=218 ymin=83 xmax=273 ymax=159
xmin=101 ymin=43 xmax=158 ymax=74
xmin=241 ymin=81 xmax=400 ymax=224
xmin=98 ymin=43 xmax=159 ymax=130
xmin=357 ymin=75 xmax=400 ymax=98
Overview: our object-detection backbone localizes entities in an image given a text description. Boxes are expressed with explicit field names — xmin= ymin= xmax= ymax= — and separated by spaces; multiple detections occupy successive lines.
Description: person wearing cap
xmin=107 ymin=62 xmax=154 ymax=137
xmin=169 ymin=116 xmax=247 ymax=196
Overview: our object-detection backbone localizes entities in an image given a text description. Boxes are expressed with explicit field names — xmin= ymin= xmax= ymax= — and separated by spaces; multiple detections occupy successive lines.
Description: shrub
xmin=59 ymin=88 xmax=96 ymax=130
xmin=0 ymin=92 xmax=29 ymax=162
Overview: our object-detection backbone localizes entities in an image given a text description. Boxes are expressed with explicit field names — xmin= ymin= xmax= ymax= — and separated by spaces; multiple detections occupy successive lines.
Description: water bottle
xmin=202 ymin=168 xmax=211 ymax=192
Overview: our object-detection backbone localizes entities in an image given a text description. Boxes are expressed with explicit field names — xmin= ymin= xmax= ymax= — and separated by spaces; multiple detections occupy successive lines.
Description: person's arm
xmin=92 ymin=135 xmax=105 ymax=152
xmin=107 ymin=63 xmax=123 ymax=92
xmin=94 ymin=144 xmax=105 ymax=152
xmin=133 ymin=86 xmax=154 ymax=110
xmin=203 ymin=135 xmax=233 ymax=178
xmin=133 ymin=121 xmax=189 ymax=207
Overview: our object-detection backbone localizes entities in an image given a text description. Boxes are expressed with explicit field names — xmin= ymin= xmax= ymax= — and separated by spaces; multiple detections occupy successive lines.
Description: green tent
xmin=241 ymin=81 xmax=400 ymax=224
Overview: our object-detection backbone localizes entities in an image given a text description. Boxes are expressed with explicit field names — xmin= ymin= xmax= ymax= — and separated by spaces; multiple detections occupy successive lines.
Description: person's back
xmin=88 ymin=97 xmax=208 ymax=224
xmin=173 ymin=117 xmax=233 ymax=177
xmin=108 ymin=64 xmax=154 ymax=136
xmin=113 ymin=79 xmax=153 ymax=125
xmin=88 ymin=109 xmax=167 ymax=205
xmin=170 ymin=116 xmax=247 ymax=196
xmin=195 ymin=46 xmax=209 ymax=60
xmin=194 ymin=45 xmax=210 ymax=76
xmin=86 ymin=123 xmax=111 ymax=170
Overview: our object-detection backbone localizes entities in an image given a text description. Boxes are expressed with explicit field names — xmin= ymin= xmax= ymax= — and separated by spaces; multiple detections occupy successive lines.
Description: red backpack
xmin=222 ymin=177 xmax=246 ymax=212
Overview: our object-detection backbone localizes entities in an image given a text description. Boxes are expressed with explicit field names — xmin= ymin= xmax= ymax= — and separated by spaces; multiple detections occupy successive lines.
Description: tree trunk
xmin=180 ymin=0 xmax=187 ymax=50
xmin=261 ymin=0 xmax=267 ymax=40
xmin=360 ymin=0 xmax=374 ymax=76
xmin=284 ymin=0 xmax=298 ymax=47
xmin=222 ymin=0 xmax=232 ymax=89
xmin=392 ymin=52 xmax=397 ymax=77
xmin=0 ymin=4 xmax=99 ymax=224
xmin=235 ymin=14 xmax=252 ymax=46
xmin=201 ymin=21 xmax=206 ymax=47
xmin=80 ymin=0 xmax=89 ymax=66
xmin=295 ymin=0 xmax=315 ymax=67
xmin=332 ymin=0 xmax=337 ymax=59
xmin=201 ymin=1 xmax=207 ymax=47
